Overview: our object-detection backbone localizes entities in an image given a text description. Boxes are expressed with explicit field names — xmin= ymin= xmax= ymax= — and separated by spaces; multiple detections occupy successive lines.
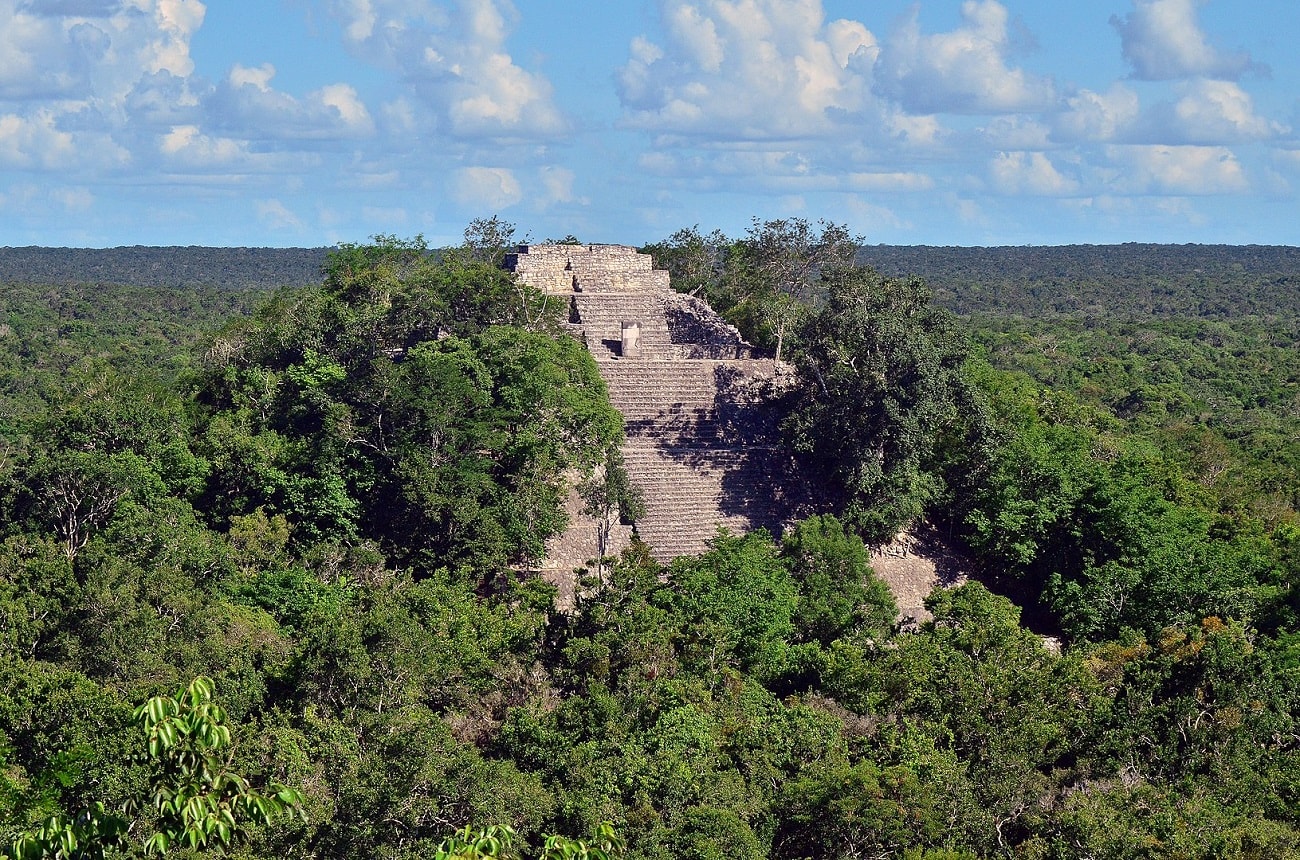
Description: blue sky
xmin=2 ymin=0 xmax=1298 ymax=248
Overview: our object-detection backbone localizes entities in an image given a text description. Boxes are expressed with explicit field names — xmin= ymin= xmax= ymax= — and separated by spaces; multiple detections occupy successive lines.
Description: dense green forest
xmin=862 ymin=242 xmax=1300 ymax=318
xmin=0 ymin=247 xmax=327 ymax=291
xmin=2 ymin=225 xmax=1298 ymax=859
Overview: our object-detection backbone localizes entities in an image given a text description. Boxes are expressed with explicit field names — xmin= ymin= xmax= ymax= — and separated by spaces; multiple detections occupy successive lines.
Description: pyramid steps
xmin=569 ymin=293 xmax=673 ymax=359
xmin=620 ymin=442 xmax=791 ymax=560
xmin=506 ymin=244 xmax=799 ymax=566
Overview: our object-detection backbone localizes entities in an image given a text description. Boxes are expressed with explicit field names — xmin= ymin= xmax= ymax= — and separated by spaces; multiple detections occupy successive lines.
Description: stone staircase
xmin=609 ymin=360 xmax=797 ymax=560
xmin=600 ymin=359 xmax=778 ymax=445
xmin=566 ymin=292 xmax=673 ymax=360
xmin=506 ymin=244 xmax=803 ymax=566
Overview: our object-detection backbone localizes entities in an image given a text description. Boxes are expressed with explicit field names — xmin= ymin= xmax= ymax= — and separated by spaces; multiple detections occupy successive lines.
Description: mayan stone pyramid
xmin=506 ymin=244 xmax=808 ymax=580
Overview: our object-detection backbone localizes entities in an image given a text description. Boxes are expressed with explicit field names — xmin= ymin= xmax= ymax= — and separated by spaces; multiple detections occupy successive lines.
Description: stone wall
xmin=663 ymin=293 xmax=762 ymax=360
xmin=507 ymin=244 xmax=669 ymax=294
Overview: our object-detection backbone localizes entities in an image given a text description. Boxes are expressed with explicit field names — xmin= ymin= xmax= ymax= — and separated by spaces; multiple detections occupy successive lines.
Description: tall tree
xmin=733 ymin=218 xmax=860 ymax=363
xmin=190 ymin=236 xmax=624 ymax=573
xmin=781 ymin=266 xmax=985 ymax=541
xmin=641 ymin=226 xmax=731 ymax=301
xmin=781 ymin=514 xmax=897 ymax=646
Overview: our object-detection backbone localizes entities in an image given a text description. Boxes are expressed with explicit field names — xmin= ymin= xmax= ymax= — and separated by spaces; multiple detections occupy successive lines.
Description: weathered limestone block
xmin=620 ymin=321 xmax=642 ymax=358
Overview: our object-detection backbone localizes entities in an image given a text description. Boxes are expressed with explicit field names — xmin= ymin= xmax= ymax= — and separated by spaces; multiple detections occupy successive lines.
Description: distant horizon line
xmin=4 ymin=240 xmax=1300 ymax=252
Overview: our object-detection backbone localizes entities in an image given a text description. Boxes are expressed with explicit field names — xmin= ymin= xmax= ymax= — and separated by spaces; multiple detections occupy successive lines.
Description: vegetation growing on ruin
xmin=1 ymin=223 xmax=1298 ymax=859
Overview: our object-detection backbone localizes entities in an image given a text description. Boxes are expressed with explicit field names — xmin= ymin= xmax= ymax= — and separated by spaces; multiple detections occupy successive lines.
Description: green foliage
xmin=969 ymin=315 xmax=1300 ymax=523
xmin=962 ymin=372 xmax=1284 ymax=641
xmin=781 ymin=514 xmax=897 ymax=645
xmin=774 ymin=758 xmax=943 ymax=859
xmin=729 ymin=218 xmax=859 ymax=362
xmin=430 ymin=822 xmax=624 ymax=860
xmin=7 ymin=804 xmax=125 ymax=860
xmin=0 ymin=275 xmax=272 ymax=447
xmin=663 ymin=531 xmax=798 ymax=678
xmin=6 ymin=677 xmax=302 ymax=859
xmin=641 ymin=225 xmax=730 ymax=301
xmin=458 ymin=216 xmax=526 ymax=267
xmin=188 ymin=235 xmax=622 ymax=571
xmin=861 ymin=242 xmax=1300 ymax=319
xmin=432 ymin=824 xmax=521 ymax=859
xmin=642 ymin=218 xmax=859 ymax=362
xmin=1085 ymin=618 xmax=1299 ymax=786
xmin=3 ymin=225 xmax=1300 ymax=860
xmin=129 ymin=676 xmax=304 ymax=853
xmin=781 ymin=266 xmax=987 ymax=541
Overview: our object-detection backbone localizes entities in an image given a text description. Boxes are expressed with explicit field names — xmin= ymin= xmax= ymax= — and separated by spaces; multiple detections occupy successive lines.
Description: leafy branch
xmin=8 ymin=677 xmax=303 ymax=859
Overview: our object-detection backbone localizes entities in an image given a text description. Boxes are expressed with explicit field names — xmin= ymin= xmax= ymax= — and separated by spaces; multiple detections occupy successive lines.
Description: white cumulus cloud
xmin=327 ymin=0 xmax=565 ymax=139
xmin=452 ymin=166 xmax=523 ymax=209
xmin=1054 ymin=85 xmax=1141 ymax=143
xmin=159 ymin=124 xmax=246 ymax=165
xmin=1054 ymin=79 xmax=1285 ymax=148
xmin=157 ymin=123 xmax=311 ymax=174
xmin=0 ymin=111 xmax=77 ymax=168
xmin=228 ymin=63 xmax=275 ymax=91
xmin=989 ymin=151 xmax=1079 ymax=195
xmin=0 ymin=0 xmax=202 ymax=169
xmin=209 ymin=64 xmax=376 ymax=140
xmin=1106 ymin=144 xmax=1249 ymax=194
xmin=1159 ymin=79 xmax=1284 ymax=143
xmin=874 ymin=0 xmax=1056 ymax=114
xmin=149 ymin=0 xmax=205 ymax=77
xmin=617 ymin=0 xmax=878 ymax=138
xmin=1110 ymin=0 xmax=1260 ymax=81
xmin=0 ymin=109 xmax=127 ymax=169
xmin=0 ymin=0 xmax=205 ymax=102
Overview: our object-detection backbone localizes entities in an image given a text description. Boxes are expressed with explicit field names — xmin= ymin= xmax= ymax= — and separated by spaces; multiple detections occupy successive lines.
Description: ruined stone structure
xmin=506 ymin=244 xmax=806 ymax=578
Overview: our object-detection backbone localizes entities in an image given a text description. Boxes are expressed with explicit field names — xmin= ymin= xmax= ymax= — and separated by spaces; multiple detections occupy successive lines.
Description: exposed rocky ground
xmin=870 ymin=523 xmax=972 ymax=625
